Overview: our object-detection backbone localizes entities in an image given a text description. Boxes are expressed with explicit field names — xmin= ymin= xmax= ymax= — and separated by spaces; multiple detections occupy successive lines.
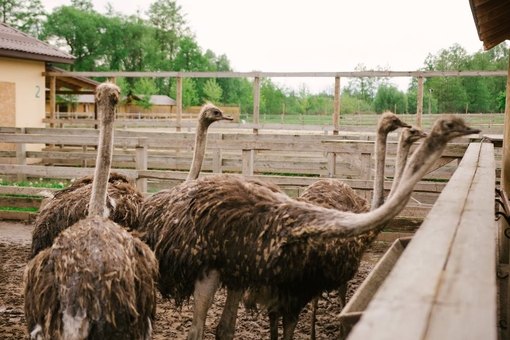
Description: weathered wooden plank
xmin=0 ymin=165 xmax=138 ymax=180
xmin=0 ymin=186 xmax=58 ymax=196
xmin=348 ymin=143 xmax=495 ymax=340
xmin=43 ymin=70 xmax=508 ymax=78
xmin=425 ymin=142 xmax=497 ymax=340
xmin=0 ymin=196 xmax=42 ymax=209
xmin=0 ymin=134 xmax=148 ymax=147
xmin=339 ymin=237 xmax=410 ymax=337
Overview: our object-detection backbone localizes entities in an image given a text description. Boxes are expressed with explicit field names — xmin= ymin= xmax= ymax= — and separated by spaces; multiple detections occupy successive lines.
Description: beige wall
xmin=0 ymin=57 xmax=45 ymax=163
xmin=0 ymin=57 xmax=45 ymax=128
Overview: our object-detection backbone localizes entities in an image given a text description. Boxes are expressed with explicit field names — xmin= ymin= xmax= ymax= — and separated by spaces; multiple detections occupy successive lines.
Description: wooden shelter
xmin=469 ymin=1 xmax=510 ymax=196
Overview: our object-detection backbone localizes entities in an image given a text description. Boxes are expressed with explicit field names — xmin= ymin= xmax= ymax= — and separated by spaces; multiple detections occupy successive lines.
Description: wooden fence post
xmin=253 ymin=76 xmax=260 ymax=134
xmin=328 ymin=152 xmax=336 ymax=177
xmin=16 ymin=128 xmax=26 ymax=182
xmin=176 ymin=76 xmax=182 ymax=132
xmin=135 ymin=139 xmax=148 ymax=193
xmin=416 ymin=77 xmax=424 ymax=127
xmin=360 ymin=152 xmax=372 ymax=200
xmin=242 ymin=149 xmax=254 ymax=175
xmin=333 ymin=76 xmax=341 ymax=135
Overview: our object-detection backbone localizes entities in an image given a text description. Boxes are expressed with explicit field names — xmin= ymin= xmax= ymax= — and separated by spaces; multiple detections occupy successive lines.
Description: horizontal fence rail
xmin=0 ymin=126 xmax=490 ymax=220
xmin=40 ymin=113 xmax=505 ymax=134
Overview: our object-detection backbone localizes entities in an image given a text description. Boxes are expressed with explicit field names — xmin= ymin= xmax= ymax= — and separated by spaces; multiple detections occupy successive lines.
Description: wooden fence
xmin=41 ymin=113 xmax=505 ymax=135
xmin=0 ymin=125 xmax=488 ymax=223
xmin=342 ymin=142 xmax=498 ymax=340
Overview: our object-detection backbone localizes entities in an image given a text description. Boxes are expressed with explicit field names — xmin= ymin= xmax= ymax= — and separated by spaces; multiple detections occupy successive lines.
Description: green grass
xmin=0 ymin=178 xmax=70 ymax=189
xmin=0 ymin=206 xmax=38 ymax=212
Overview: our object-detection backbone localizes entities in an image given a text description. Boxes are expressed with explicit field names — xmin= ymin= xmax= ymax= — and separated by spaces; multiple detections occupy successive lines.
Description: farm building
xmin=0 ymin=22 xmax=74 ymax=129
xmin=45 ymin=93 xmax=177 ymax=118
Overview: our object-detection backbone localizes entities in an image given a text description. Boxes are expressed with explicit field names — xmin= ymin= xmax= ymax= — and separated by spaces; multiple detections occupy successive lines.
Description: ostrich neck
xmin=292 ymin=136 xmax=445 ymax=242
xmin=388 ymin=140 xmax=412 ymax=199
xmin=88 ymin=107 xmax=115 ymax=217
xmin=370 ymin=131 xmax=388 ymax=210
xmin=186 ymin=122 xmax=209 ymax=182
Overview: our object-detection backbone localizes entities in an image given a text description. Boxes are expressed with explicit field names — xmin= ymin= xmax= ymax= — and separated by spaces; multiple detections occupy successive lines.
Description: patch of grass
xmin=0 ymin=206 xmax=38 ymax=212
xmin=0 ymin=178 xmax=71 ymax=189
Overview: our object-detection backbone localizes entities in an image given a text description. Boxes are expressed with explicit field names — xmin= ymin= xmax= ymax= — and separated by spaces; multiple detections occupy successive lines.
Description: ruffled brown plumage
xmin=30 ymin=174 xmax=144 ymax=260
xmin=24 ymin=215 xmax=158 ymax=340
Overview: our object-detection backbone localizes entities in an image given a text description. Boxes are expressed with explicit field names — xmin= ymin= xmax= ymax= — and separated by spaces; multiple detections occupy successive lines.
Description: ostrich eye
xmin=446 ymin=122 xmax=455 ymax=129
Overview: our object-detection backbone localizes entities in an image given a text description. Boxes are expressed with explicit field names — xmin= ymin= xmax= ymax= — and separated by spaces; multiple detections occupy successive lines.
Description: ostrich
xmin=241 ymin=113 xmax=418 ymax=340
xmin=388 ymin=126 xmax=427 ymax=199
xmin=29 ymin=171 xmax=145 ymax=259
xmin=138 ymin=115 xmax=478 ymax=340
xmin=24 ymin=82 xmax=158 ymax=340
xmin=185 ymin=102 xmax=233 ymax=182
xmin=36 ymin=171 xmax=133 ymax=210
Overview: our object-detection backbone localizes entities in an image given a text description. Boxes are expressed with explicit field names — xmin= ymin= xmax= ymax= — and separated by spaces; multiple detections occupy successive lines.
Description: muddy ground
xmin=0 ymin=220 xmax=389 ymax=340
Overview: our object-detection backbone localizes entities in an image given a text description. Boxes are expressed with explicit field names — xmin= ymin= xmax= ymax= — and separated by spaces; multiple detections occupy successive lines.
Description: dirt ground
xmin=0 ymin=220 xmax=388 ymax=340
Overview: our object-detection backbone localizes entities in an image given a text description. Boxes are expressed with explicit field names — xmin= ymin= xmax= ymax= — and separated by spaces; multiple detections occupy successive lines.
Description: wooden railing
xmin=0 ymin=126 xmax=478 ymax=220
xmin=343 ymin=142 xmax=497 ymax=340
xmin=40 ymin=113 xmax=505 ymax=134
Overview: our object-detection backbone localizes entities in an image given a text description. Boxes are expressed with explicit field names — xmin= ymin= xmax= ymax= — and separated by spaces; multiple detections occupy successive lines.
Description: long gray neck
xmin=388 ymin=138 xmax=413 ymax=199
xmin=290 ymin=136 xmax=446 ymax=241
xmin=88 ymin=104 xmax=115 ymax=217
xmin=186 ymin=122 xmax=209 ymax=182
xmin=371 ymin=130 xmax=388 ymax=210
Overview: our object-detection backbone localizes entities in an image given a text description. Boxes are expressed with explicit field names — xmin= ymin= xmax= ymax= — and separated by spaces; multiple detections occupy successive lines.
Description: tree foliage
xmin=7 ymin=0 xmax=507 ymax=116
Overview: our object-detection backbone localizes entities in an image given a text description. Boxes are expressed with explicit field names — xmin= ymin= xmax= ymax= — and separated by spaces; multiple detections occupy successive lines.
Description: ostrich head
xmin=199 ymin=102 xmax=233 ymax=127
xmin=430 ymin=115 xmax=480 ymax=141
xmin=95 ymin=82 xmax=121 ymax=107
xmin=401 ymin=126 xmax=427 ymax=146
xmin=404 ymin=115 xmax=480 ymax=178
xmin=378 ymin=111 xmax=411 ymax=134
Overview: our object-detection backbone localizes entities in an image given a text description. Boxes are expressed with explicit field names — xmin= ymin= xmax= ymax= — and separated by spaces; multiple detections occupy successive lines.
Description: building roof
xmin=0 ymin=22 xmax=75 ymax=64
xmin=46 ymin=65 xmax=99 ymax=95
xmin=469 ymin=0 xmax=510 ymax=50
xmin=147 ymin=95 xmax=177 ymax=106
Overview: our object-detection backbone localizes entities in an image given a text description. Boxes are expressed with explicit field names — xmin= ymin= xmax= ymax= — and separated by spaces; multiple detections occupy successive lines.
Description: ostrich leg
xmin=216 ymin=289 xmax=243 ymax=340
xmin=188 ymin=270 xmax=221 ymax=340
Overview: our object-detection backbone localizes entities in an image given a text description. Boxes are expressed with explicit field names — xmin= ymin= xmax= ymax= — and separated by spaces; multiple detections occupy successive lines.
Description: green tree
xmin=339 ymin=93 xmax=373 ymax=114
xmin=497 ymin=92 xmax=506 ymax=112
xmin=147 ymin=0 xmax=187 ymax=68
xmin=260 ymin=78 xmax=286 ymax=114
xmin=181 ymin=77 xmax=199 ymax=107
xmin=406 ymin=82 xmax=438 ymax=114
xmin=1 ymin=0 xmax=46 ymax=37
xmin=373 ymin=84 xmax=407 ymax=114
xmin=71 ymin=0 xmax=93 ymax=11
xmin=423 ymin=44 xmax=470 ymax=112
xmin=132 ymin=78 xmax=158 ymax=110
xmin=344 ymin=63 xmax=378 ymax=102
xmin=202 ymin=79 xmax=223 ymax=103
xmin=297 ymin=83 xmax=311 ymax=114
xmin=173 ymin=36 xmax=207 ymax=71
xmin=42 ymin=6 xmax=104 ymax=71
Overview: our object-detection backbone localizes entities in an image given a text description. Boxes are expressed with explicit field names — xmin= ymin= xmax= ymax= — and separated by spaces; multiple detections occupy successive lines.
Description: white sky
xmin=42 ymin=0 xmax=486 ymax=93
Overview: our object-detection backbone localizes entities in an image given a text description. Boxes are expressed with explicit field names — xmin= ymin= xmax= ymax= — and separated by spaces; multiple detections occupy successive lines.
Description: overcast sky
xmin=41 ymin=0 xmax=485 ymax=93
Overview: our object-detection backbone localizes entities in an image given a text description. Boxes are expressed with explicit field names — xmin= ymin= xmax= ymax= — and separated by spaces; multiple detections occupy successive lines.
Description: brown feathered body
xmin=30 ymin=173 xmax=144 ymax=259
xmin=24 ymin=215 xmax=158 ymax=340
xmin=242 ymin=180 xmax=373 ymax=334
xmin=139 ymin=175 xmax=287 ymax=305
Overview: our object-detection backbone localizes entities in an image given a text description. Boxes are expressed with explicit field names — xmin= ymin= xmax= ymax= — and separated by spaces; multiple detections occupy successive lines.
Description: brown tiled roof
xmin=0 ymin=22 xmax=74 ymax=64
xmin=469 ymin=0 xmax=510 ymax=50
